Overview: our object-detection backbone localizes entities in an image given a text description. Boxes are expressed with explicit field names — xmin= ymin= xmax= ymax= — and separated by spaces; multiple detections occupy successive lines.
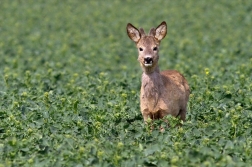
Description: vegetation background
xmin=0 ymin=0 xmax=251 ymax=166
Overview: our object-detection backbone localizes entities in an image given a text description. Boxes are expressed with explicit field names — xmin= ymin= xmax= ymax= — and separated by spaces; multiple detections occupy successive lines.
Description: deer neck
xmin=141 ymin=66 xmax=164 ymax=101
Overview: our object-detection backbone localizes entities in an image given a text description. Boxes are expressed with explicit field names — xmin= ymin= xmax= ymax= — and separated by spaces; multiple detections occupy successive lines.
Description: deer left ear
xmin=155 ymin=21 xmax=167 ymax=41
xmin=127 ymin=23 xmax=141 ymax=43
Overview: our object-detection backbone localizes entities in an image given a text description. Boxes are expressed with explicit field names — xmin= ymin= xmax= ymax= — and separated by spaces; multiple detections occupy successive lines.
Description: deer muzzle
xmin=144 ymin=56 xmax=153 ymax=67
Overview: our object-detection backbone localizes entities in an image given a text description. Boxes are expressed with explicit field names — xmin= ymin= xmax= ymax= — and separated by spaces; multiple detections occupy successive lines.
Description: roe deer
xmin=126 ymin=21 xmax=190 ymax=122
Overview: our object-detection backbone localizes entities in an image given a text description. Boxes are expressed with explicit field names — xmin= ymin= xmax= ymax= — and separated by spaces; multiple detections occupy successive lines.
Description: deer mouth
xmin=144 ymin=62 xmax=153 ymax=67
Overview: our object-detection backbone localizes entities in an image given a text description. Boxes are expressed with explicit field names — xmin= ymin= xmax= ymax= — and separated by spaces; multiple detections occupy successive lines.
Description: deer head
xmin=127 ymin=21 xmax=167 ymax=73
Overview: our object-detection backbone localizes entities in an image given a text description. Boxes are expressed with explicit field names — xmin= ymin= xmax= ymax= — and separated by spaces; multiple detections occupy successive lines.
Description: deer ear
xmin=155 ymin=21 xmax=167 ymax=41
xmin=127 ymin=23 xmax=141 ymax=42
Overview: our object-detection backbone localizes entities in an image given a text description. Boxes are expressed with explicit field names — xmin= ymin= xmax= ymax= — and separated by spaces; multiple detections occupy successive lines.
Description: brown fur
xmin=126 ymin=21 xmax=190 ymax=122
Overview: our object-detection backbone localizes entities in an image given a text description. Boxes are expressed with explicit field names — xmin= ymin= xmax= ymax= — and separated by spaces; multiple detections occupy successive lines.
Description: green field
xmin=1 ymin=0 xmax=252 ymax=166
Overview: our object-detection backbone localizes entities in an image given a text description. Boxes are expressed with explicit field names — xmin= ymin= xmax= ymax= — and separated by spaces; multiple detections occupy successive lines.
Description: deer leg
xmin=156 ymin=110 xmax=169 ymax=131
xmin=142 ymin=109 xmax=151 ymax=122
xmin=177 ymin=109 xmax=186 ymax=122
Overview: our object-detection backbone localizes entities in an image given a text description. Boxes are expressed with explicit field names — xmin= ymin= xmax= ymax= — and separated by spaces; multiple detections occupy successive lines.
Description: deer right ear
xmin=127 ymin=23 xmax=141 ymax=43
xmin=155 ymin=21 xmax=167 ymax=41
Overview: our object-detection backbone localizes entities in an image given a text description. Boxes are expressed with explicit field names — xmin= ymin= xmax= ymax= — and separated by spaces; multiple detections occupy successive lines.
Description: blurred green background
xmin=0 ymin=0 xmax=252 ymax=166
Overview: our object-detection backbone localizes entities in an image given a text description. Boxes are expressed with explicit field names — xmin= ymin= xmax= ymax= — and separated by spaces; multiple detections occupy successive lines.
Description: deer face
xmin=127 ymin=22 xmax=167 ymax=73
xmin=136 ymin=36 xmax=160 ymax=69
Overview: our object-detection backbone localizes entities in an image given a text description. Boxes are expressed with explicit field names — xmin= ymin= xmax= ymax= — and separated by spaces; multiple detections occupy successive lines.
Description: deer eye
xmin=153 ymin=47 xmax=158 ymax=51
xmin=139 ymin=47 xmax=143 ymax=51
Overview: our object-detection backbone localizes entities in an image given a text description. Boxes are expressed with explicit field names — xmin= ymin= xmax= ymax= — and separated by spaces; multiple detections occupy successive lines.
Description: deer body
xmin=127 ymin=21 xmax=190 ymax=122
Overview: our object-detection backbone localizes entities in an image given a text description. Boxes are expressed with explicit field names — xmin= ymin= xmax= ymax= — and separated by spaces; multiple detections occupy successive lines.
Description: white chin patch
xmin=144 ymin=63 xmax=152 ymax=67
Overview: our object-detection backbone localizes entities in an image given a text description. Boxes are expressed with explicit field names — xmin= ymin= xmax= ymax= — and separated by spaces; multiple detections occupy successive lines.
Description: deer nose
xmin=144 ymin=57 xmax=153 ymax=64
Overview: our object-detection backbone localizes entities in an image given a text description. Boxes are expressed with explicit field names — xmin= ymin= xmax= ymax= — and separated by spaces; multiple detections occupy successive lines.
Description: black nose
xmin=144 ymin=57 xmax=153 ymax=64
